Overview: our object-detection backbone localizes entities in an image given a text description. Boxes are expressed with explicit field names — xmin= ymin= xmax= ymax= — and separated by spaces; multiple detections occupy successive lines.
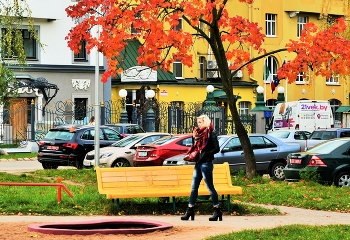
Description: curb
xmin=0 ymin=157 xmax=37 ymax=162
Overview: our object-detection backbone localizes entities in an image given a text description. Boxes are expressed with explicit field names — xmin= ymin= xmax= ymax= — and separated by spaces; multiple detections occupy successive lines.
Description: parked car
xmin=103 ymin=123 xmax=145 ymax=137
xmin=163 ymin=134 xmax=301 ymax=180
xmin=284 ymin=138 xmax=350 ymax=186
xmin=163 ymin=153 xmax=193 ymax=166
xmin=37 ymin=125 xmax=123 ymax=169
xmin=306 ymin=128 xmax=350 ymax=150
xmin=268 ymin=130 xmax=311 ymax=151
xmin=133 ymin=134 xmax=193 ymax=166
xmin=83 ymin=132 xmax=170 ymax=168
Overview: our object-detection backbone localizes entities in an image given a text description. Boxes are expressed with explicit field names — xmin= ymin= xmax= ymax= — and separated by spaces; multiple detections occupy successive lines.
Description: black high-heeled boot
xmin=181 ymin=207 xmax=195 ymax=221
xmin=209 ymin=207 xmax=222 ymax=221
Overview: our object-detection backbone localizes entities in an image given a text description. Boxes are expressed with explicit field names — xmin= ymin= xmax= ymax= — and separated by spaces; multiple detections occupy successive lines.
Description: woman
xmin=88 ymin=116 xmax=95 ymax=125
xmin=181 ymin=114 xmax=221 ymax=221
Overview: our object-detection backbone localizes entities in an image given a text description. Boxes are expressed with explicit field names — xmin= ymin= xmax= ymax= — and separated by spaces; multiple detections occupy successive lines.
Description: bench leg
xmin=226 ymin=195 xmax=231 ymax=212
xmin=172 ymin=197 xmax=176 ymax=211
xmin=115 ymin=198 xmax=120 ymax=209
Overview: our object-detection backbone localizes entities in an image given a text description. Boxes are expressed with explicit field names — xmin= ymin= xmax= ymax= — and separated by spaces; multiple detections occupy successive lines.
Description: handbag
xmin=183 ymin=147 xmax=200 ymax=162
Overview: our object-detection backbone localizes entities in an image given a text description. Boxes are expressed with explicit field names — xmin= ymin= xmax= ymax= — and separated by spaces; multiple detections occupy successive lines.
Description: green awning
xmin=115 ymin=40 xmax=176 ymax=82
xmin=336 ymin=106 xmax=350 ymax=113
xmin=212 ymin=90 xmax=241 ymax=100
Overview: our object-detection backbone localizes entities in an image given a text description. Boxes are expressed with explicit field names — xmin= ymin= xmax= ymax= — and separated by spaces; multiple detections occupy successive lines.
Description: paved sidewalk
xmin=1 ymin=204 xmax=349 ymax=237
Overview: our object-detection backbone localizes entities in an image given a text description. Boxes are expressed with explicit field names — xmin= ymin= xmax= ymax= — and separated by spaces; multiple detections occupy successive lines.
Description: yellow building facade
xmin=112 ymin=0 xmax=347 ymax=124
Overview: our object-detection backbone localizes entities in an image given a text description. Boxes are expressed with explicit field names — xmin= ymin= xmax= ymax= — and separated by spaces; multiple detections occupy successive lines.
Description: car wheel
xmin=42 ymin=162 xmax=58 ymax=170
xmin=270 ymin=162 xmax=286 ymax=180
xmin=335 ymin=172 xmax=350 ymax=187
xmin=111 ymin=159 xmax=131 ymax=167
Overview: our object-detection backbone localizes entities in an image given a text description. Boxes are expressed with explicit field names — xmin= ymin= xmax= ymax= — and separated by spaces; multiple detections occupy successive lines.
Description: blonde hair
xmin=197 ymin=114 xmax=211 ymax=128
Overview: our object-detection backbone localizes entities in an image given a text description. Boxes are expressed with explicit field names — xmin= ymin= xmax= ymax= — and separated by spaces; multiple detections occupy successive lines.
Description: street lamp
xmin=201 ymin=85 xmax=221 ymax=132
xmin=119 ymin=89 xmax=128 ymax=123
xmin=146 ymin=89 xmax=156 ymax=132
xmin=250 ymin=86 xmax=273 ymax=133
xmin=206 ymin=84 xmax=214 ymax=93
xmin=277 ymin=86 xmax=285 ymax=104
xmin=257 ymin=86 xmax=264 ymax=94
xmin=146 ymin=89 xmax=155 ymax=99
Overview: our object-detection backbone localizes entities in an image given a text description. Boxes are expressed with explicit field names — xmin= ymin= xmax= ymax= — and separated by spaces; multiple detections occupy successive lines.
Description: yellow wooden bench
xmin=95 ymin=162 xmax=242 ymax=212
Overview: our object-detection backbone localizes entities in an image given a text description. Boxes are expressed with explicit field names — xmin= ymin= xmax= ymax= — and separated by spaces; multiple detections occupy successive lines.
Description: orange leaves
xmin=66 ymin=0 xmax=267 ymax=83
xmin=280 ymin=18 xmax=350 ymax=83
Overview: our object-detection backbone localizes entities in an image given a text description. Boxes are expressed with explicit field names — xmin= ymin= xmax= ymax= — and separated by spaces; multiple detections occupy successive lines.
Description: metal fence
xmin=0 ymin=99 xmax=256 ymax=145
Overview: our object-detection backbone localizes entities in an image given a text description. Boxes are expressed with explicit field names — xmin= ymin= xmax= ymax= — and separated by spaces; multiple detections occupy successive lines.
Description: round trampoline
xmin=28 ymin=219 xmax=173 ymax=235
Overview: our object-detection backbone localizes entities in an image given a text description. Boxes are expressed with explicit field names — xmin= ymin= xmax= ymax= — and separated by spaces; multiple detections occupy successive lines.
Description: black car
xmin=284 ymin=138 xmax=350 ymax=186
xmin=37 ymin=125 xmax=123 ymax=169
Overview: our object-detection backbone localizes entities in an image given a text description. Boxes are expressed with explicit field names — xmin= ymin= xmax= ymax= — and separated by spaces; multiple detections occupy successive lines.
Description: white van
xmin=267 ymin=100 xmax=334 ymax=132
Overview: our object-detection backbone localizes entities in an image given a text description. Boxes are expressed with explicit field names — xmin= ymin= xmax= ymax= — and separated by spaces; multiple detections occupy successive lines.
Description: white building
xmin=10 ymin=0 xmax=108 ymax=117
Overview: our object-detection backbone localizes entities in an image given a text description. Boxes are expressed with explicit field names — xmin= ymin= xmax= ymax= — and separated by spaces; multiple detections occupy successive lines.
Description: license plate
xmin=47 ymin=146 xmax=59 ymax=150
xmin=138 ymin=151 xmax=148 ymax=157
xmin=290 ymin=158 xmax=302 ymax=164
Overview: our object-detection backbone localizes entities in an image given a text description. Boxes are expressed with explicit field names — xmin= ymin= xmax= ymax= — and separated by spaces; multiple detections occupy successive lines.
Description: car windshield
xmin=111 ymin=135 xmax=143 ymax=147
xmin=308 ymin=140 xmax=348 ymax=154
xmin=150 ymin=136 xmax=179 ymax=145
xmin=44 ymin=130 xmax=74 ymax=141
xmin=268 ymin=131 xmax=290 ymax=139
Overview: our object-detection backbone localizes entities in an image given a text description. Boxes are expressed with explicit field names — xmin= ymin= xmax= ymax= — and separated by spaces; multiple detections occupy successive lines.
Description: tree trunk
xmin=227 ymin=95 xmax=256 ymax=179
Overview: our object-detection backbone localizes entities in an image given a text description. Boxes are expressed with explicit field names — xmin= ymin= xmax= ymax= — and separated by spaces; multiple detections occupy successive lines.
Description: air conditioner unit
xmin=207 ymin=60 xmax=218 ymax=78
xmin=207 ymin=60 xmax=218 ymax=69
xmin=233 ymin=70 xmax=243 ymax=78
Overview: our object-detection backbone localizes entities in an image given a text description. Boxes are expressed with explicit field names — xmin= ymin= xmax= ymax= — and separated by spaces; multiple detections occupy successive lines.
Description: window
xmin=2 ymin=28 xmax=38 ymax=60
xmin=296 ymin=72 xmax=305 ymax=84
xmin=74 ymin=98 xmax=87 ymax=120
xmin=198 ymin=20 xmax=204 ymax=32
xmin=265 ymin=14 xmax=276 ymax=36
xmin=173 ymin=60 xmax=183 ymax=78
xmin=170 ymin=101 xmax=184 ymax=128
xmin=199 ymin=56 xmax=205 ymax=79
xmin=174 ymin=18 xmax=182 ymax=31
xmin=239 ymin=101 xmax=251 ymax=114
xmin=326 ymin=75 xmax=339 ymax=84
xmin=103 ymin=128 xmax=123 ymax=141
xmin=224 ymin=137 xmax=242 ymax=151
xmin=297 ymin=16 xmax=308 ymax=38
xmin=266 ymin=99 xmax=276 ymax=108
xmin=330 ymin=99 xmax=341 ymax=125
xmin=74 ymin=41 xmax=88 ymax=61
xmin=264 ymin=56 xmax=278 ymax=83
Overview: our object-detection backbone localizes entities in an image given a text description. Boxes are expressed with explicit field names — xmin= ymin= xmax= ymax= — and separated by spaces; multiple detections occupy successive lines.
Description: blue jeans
xmin=189 ymin=162 xmax=219 ymax=207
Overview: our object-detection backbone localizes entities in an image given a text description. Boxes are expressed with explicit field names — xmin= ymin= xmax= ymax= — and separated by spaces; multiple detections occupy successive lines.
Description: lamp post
xmin=146 ymin=89 xmax=155 ymax=132
xmin=201 ymin=85 xmax=218 ymax=112
xmin=250 ymin=86 xmax=273 ymax=133
xmin=119 ymin=89 xmax=128 ymax=123
xmin=200 ymin=85 xmax=222 ymax=133
xmin=277 ymin=86 xmax=285 ymax=104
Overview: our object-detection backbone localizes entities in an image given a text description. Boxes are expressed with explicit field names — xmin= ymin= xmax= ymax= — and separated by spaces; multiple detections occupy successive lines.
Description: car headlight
xmin=100 ymin=152 xmax=114 ymax=159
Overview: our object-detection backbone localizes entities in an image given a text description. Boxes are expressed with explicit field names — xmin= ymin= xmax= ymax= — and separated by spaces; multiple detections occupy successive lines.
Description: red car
xmin=133 ymin=134 xmax=193 ymax=166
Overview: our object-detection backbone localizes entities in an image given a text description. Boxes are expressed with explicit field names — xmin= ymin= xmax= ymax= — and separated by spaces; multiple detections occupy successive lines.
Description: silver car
xmin=268 ymin=130 xmax=311 ymax=151
xmin=83 ymin=132 xmax=169 ymax=168
xmin=163 ymin=134 xmax=301 ymax=180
